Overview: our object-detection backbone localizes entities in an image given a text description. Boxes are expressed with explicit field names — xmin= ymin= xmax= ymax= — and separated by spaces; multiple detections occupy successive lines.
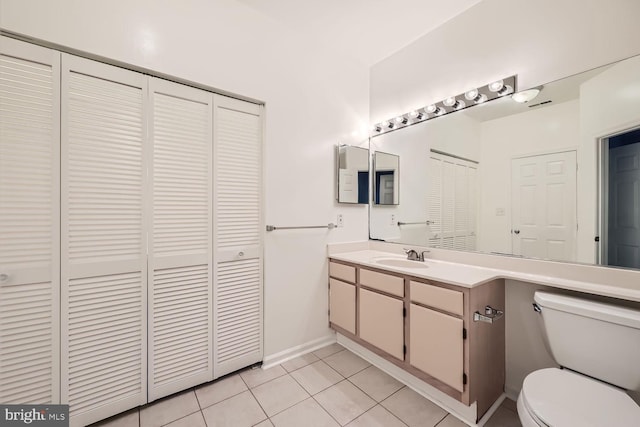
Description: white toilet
xmin=517 ymin=291 xmax=640 ymax=427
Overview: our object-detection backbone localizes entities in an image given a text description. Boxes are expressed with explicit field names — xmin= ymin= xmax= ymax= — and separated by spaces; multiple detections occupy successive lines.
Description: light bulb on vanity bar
xmin=465 ymin=89 xmax=487 ymax=104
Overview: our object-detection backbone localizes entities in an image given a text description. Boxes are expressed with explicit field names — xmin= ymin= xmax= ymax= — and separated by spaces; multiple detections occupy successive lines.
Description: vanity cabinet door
xmin=359 ymin=288 xmax=404 ymax=360
xmin=329 ymin=278 xmax=356 ymax=334
xmin=410 ymin=303 xmax=463 ymax=392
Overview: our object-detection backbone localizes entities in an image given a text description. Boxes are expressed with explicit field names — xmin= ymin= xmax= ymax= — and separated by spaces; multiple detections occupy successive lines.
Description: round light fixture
xmin=425 ymin=105 xmax=437 ymax=114
xmin=465 ymin=89 xmax=479 ymax=101
xmin=443 ymin=97 xmax=457 ymax=107
xmin=488 ymin=80 xmax=504 ymax=92
xmin=512 ymin=88 xmax=541 ymax=103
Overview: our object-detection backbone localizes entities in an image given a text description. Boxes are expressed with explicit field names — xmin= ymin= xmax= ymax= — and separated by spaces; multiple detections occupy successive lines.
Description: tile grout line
xmin=156 ymin=390 xmax=201 ymax=427
xmin=267 ymin=363 xmax=347 ymax=424
xmin=196 ymin=375 xmax=252 ymax=412
xmin=340 ymin=369 xmax=410 ymax=427
xmin=432 ymin=412 xmax=449 ymax=427
xmin=310 ymin=393 xmax=344 ymax=427
xmin=242 ymin=367 xmax=276 ymax=425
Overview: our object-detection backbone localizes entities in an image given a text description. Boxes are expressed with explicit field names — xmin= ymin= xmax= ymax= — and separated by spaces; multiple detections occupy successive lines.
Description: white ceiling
xmin=235 ymin=0 xmax=482 ymax=67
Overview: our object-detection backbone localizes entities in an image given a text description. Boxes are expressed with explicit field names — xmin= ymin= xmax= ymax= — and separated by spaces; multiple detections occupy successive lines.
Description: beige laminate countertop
xmin=329 ymin=249 xmax=640 ymax=302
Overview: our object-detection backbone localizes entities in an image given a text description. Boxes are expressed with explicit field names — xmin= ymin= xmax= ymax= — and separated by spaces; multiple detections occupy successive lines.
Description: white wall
xmin=369 ymin=0 xmax=640 ymax=399
xmin=478 ymin=100 xmax=580 ymax=254
xmin=0 ymin=0 xmax=370 ymax=359
xmin=371 ymin=0 xmax=640 ymax=123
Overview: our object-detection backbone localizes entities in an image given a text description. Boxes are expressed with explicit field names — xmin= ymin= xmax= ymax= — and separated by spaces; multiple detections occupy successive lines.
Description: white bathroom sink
xmin=374 ymin=258 xmax=428 ymax=269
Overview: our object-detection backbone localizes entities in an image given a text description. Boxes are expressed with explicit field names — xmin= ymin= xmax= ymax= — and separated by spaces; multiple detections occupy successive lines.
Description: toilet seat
xmin=520 ymin=368 xmax=640 ymax=427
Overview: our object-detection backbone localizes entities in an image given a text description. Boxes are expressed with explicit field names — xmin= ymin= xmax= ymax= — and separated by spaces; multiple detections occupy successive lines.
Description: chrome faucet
xmin=404 ymin=248 xmax=430 ymax=262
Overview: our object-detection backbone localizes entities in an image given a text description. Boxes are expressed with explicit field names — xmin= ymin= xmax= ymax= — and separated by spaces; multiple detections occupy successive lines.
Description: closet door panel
xmin=61 ymin=54 xmax=147 ymax=426
xmin=213 ymin=96 xmax=263 ymax=377
xmin=0 ymin=36 xmax=60 ymax=405
xmin=148 ymin=77 xmax=213 ymax=401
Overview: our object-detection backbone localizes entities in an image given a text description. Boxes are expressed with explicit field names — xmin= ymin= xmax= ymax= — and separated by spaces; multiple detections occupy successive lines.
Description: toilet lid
xmin=522 ymin=368 xmax=640 ymax=427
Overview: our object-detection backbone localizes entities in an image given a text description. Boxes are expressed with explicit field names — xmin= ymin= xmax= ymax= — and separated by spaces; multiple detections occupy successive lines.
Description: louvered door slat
xmin=61 ymin=54 xmax=146 ymax=427
xmin=0 ymin=36 xmax=60 ymax=405
xmin=428 ymin=156 xmax=442 ymax=248
xmin=213 ymin=96 xmax=263 ymax=378
xmin=148 ymin=78 xmax=213 ymax=401
xmin=467 ymin=167 xmax=478 ymax=250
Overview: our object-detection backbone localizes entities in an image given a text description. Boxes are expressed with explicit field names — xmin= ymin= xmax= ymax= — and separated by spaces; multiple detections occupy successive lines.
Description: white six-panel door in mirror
xmin=511 ymin=151 xmax=576 ymax=261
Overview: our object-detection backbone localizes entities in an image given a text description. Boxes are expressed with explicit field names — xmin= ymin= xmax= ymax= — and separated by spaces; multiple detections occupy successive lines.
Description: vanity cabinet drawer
xmin=329 ymin=261 xmax=356 ymax=283
xmin=360 ymin=268 xmax=404 ymax=297
xmin=410 ymin=280 xmax=463 ymax=316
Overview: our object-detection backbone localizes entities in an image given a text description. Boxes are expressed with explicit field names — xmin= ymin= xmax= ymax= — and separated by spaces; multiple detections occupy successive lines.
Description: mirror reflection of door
xmin=376 ymin=171 xmax=395 ymax=204
xmin=373 ymin=151 xmax=399 ymax=205
xmin=604 ymin=128 xmax=640 ymax=269
xmin=511 ymin=151 xmax=577 ymax=261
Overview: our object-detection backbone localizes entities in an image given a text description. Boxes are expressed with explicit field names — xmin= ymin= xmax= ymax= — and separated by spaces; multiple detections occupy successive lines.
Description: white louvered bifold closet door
xmin=61 ymin=54 xmax=147 ymax=426
xmin=213 ymin=95 xmax=263 ymax=378
xmin=428 ymin=153 xmax=478 ymax=251
xmin=148 ymin=78 xmax=213 ymax=401
xmin=0 ymin=37 xmax=60 ymax=405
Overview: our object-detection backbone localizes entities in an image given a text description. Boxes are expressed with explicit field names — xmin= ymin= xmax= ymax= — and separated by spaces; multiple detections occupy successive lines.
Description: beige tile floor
xmin=91 ymin=343 xmax=522 ymax=427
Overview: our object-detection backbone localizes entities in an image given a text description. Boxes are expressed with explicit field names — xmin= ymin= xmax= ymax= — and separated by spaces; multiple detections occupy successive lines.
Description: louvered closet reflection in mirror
xmin=369 ymin=53 xmax=640 ymax=270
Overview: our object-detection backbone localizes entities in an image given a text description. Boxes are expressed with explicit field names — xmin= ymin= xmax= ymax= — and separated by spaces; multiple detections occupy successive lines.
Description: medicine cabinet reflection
xmin=336 ymin=145 xmax=370 ymax=204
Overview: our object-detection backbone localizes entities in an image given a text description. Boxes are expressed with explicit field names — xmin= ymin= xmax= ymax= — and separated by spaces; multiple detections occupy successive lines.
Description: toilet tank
xmin=534 ymin=292 xmax=640 ymax=391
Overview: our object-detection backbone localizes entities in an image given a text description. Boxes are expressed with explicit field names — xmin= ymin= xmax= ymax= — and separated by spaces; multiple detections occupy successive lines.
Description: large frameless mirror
xmin=369 ymin=53 xmax=640 ymax=270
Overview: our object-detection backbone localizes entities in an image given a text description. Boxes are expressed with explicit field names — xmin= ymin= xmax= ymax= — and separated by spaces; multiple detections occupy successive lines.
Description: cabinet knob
xmin=238 ymin=251 xmax=245 ymax=257
xmin=0 ymin=273 xmax=9 ymax=283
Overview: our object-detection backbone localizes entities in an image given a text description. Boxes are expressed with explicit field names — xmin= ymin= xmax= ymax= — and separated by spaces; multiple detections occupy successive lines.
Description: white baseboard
xmin=504 ymin=385 xmax=520 ymax=402
xmin=337 ymin=334 xmax=479 ymax=426
xmin=476 ymin=393 xmax=506 ymax=427
xmin=261 ymin=333 xmax=336 ymax=370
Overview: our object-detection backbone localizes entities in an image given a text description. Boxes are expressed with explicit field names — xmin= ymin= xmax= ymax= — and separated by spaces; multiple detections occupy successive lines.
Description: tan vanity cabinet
xmin=359 ymin=288 xmax=404 ymax=360
xmin=328 ymin=262 xmax=357 ymax=334
xmin=328 ymin=258 xmax=505 ymax=421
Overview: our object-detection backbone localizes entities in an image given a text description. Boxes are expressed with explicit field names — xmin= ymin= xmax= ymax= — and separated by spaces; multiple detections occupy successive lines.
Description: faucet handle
xmin=403 ymin=248 xmax=420 ymax=260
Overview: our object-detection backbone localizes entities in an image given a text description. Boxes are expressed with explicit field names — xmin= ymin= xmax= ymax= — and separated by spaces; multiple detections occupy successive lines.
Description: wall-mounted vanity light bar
xmin=371 ymin=75 xmax=517 ymax=135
